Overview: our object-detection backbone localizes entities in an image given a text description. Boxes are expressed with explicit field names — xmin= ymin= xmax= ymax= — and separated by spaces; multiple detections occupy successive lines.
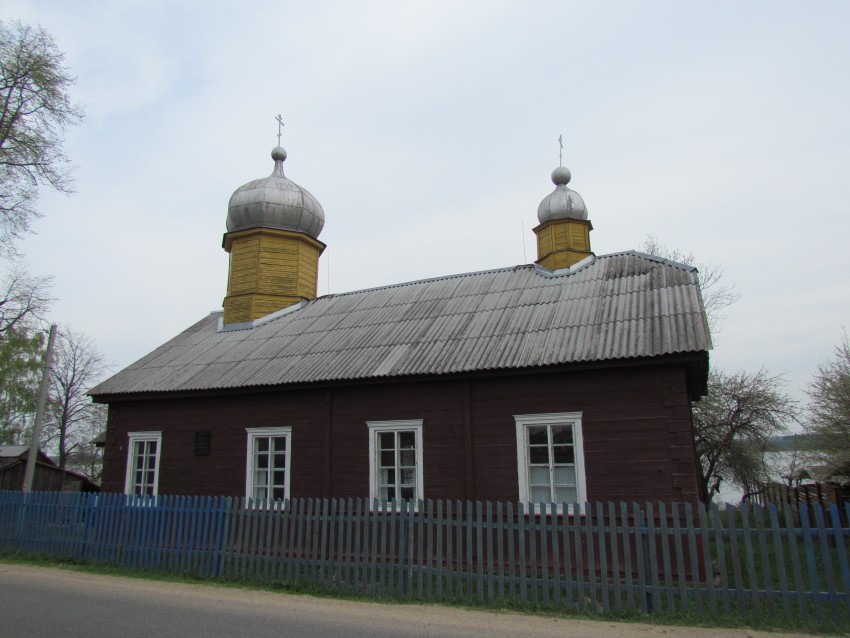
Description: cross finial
xmin=558 ymin=134 xmax=563 ymax=167
xmin=275 ymin=114 xmax=284 ymax=146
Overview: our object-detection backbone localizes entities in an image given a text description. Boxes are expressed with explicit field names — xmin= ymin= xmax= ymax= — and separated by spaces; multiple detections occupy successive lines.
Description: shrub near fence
xmin=0 ymin=491 xmax=848 ymax=628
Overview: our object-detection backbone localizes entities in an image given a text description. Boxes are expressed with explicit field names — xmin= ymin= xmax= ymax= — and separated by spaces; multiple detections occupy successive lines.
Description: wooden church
xmin=91 ymin=142 xmax=711 ymax=506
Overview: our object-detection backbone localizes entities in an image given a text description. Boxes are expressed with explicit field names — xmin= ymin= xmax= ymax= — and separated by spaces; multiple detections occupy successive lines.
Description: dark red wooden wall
xmin=100 ymin=360 xmax=700 ymax=504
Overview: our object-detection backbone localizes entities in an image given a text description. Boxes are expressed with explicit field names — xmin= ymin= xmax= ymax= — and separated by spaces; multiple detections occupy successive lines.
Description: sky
xmin=4 ymin=1 xmax=850 ymax=416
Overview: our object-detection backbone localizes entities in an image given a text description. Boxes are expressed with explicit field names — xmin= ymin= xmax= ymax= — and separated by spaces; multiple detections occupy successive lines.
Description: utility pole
xmin=23 ymin=324 xmax=58 ymax=492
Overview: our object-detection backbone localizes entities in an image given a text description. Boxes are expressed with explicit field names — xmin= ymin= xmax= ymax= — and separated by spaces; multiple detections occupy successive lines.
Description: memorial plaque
xmin=194 ymin=430 xmax=211 ymax=456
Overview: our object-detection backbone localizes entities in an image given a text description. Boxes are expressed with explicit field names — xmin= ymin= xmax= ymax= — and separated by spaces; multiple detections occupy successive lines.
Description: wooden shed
xmin=0 ymin=446 xmax=100 ymax=492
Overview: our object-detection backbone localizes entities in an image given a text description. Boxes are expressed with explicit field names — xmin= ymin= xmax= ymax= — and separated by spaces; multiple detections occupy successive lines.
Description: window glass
xmin=551 ymin=425 xmax=572 ymax=444
xmin=529 ymin=466 xmax=549 ymax=484
xmin=125 ymin=432 xmax=162 ymax=497
xmin=398 ymin=432 xmax=415 ymax=449
xmin=554 ymin=466 xmax=576 ymax=484
xmin=368 ymin=421 xmax=423 ymax=504
xmin=553 ymin=446 xmax=574 ymax=463
xmin=529 ymin=446 xmax=549 ymax=464
xmin=515 ymin=414 xmax=584 ymax=509
xmin=246 ymin=428 xmax=291 ymax=503
xmin=555 ymin=486 xmax=577 ymax=503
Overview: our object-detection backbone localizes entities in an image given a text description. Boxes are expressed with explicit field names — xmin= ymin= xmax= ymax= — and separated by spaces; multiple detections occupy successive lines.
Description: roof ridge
xmin=620 ymin=250 xmax=698 ymax=273
xmin=323 ymin=263 xmax=535 ymax=300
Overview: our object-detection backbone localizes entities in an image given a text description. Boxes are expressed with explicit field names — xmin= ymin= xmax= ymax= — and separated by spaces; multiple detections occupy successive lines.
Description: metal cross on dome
xmin=558 ymin=134 xmax=563 ymax=167
xmin=276 ymin=114 xmax=284 ymax=146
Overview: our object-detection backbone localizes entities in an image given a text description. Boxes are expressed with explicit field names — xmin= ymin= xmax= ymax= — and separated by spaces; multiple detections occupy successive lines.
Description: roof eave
xmin=91 ymin=350 xmax=710 ymax=404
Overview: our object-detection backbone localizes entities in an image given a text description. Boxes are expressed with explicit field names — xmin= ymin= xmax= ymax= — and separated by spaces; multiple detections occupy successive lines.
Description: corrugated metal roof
xmin=90 ymin=252 xmax=712 ymax=397
xmin=0 ymin=445 xmax=29 ymax=457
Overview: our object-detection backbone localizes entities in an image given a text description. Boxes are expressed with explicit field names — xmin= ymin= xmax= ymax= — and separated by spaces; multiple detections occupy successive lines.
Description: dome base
xmin=222 ymin=227 xmax=325 ymax=324
xmin=534 ymin=217 xmax=593 ymax=270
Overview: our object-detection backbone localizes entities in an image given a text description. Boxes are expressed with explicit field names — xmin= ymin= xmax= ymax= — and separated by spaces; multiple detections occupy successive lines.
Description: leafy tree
xmin=805 ymin=332 xmax=850 ymax=474
xmin=41 ymin=328 xmax=108 ymax=472
xmin=0 ymin=268 xmax=51 ymax=444
xmin=0 ymin=325 xmax=42 ymax=443
xmin=692 ymin=369 xmax=798 ymax=504
xmin=0 ymin=17 xmax=82 ymax=456
xmin=0 ymin=19 xmax=83 ymax=252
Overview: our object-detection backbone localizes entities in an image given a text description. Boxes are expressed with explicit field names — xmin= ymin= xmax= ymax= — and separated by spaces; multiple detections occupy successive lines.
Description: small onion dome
xmin=226 ymin=146 xmax=325 ymax=239
xmin=536 ymin=166 xmax=588 ymax=224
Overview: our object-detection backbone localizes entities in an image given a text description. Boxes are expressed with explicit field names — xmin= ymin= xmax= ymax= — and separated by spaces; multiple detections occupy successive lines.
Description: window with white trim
xmin=245 ymin=427 xmax=292 ymax=502
xmin=367 ymin=420 xmax=423 ymax=503
xmin=515 ymin=412 xmax=586 ymax=508
xmin=124 ymin=431 xmax=162 ymax=496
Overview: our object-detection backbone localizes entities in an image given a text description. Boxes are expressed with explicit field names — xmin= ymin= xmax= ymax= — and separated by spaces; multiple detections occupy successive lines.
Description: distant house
xmin=91 ymin=147 xmax=711 ymax=507
xmin=0 ymin=446 xmax=100 ymax=492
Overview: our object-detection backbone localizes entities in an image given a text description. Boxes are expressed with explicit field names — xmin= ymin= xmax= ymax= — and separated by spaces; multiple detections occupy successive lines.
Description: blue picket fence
xmin=0 ymin=491 xmax=848 ymax=628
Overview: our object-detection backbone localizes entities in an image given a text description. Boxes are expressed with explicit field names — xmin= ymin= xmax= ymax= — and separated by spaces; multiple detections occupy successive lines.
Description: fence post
xmin=639 ymin=507 xmax=653 ymax=613
xmin=79 ymin=492 xmax=97 ymax=561
xmin=214 ymin=496 xmax=231 ymax=577
xmin=14 ymin=491 xmax=30 ymax=545
xmin=400 ymin=499 xmax=410 ymax=596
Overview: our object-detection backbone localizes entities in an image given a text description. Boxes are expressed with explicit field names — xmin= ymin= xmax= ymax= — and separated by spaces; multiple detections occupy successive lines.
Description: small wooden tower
xmin=534 ymin=166 xmax=592 ymax=270
xmin=222 ymin=146 xmax=326 ymax=325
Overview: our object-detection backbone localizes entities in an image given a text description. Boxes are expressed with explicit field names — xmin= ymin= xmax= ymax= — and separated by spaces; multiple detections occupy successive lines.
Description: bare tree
xmin=639 ymin=235 xmax=739 ymax=337
xmin=63 ymin=402 xmax=106 ymax=483
xmin=41 ymin=328 xmax=109 ymax=471
xmin=0 ymin=267 xmax=52 ymax=335
xmin=0 ymin=19 xmax=84 ymax=253
xmin=692 ymin=369 xmax=798 ymax=504
xmin=805 ymin=331 xmax=850 ymax=472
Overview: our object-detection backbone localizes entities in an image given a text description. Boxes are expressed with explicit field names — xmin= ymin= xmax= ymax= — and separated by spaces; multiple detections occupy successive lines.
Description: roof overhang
xmin=92 ymin=350 xmax=709 ymax=404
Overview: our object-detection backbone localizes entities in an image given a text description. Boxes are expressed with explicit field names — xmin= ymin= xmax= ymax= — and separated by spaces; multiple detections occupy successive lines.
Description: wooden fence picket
xmin=831 ymin=504 xmax=850 ymax=610
xmin=540 ymin=503 xmax=550 ymax=605
xmin=551 ymin=503 xmax=561 ymax=606
xmin=658 ymin=502 xmax=673 ymax=613
xmin=767 ymin=504 xmax=791 ymax=621
xmin=517 ymin=501 xmax=527 ymax=604
xmin=755 ymin=504 xmax=776 ymax=617
xmin=506 ymin=501 xmax=515 ymax=601
xmin=814 ymin=504 xmax=840 ymax=624
xmin=630 ymin=503 xmax=643 ymax=612
xmin=465 ymin=500 xmax=473 ymax=600
xmin=725 ymin=504 xmax=745 ymax=616
xmin=485 ymin=500 xmax=494 ymax=604
xmin=574 ymin=502 xmax=585 ymax=611
xmin=475 ymin=500 xmax=484 ymax=603
xmin=596 ymin=502 xmax=609 ymax=613
xmin=800 ymin=504 xmax=824 ymax=625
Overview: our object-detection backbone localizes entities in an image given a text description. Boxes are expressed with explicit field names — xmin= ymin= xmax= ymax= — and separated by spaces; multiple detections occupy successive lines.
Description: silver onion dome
xmin=536 ymin=166 xmax=588 ymax=224
xmin=226 ymin=146 xmax=325 ymax=239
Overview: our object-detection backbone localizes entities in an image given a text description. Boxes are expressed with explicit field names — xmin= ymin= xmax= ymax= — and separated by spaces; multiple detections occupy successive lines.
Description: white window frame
xmin=367 ymin=419 xmax=424 ymax=504
xmin=514 ymin=412 xmax=586 ymax=512
xmin=124 ymin=431 xmax=162 ymax=497
xmin=245 ymin=426 xmax=292 ymax=503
